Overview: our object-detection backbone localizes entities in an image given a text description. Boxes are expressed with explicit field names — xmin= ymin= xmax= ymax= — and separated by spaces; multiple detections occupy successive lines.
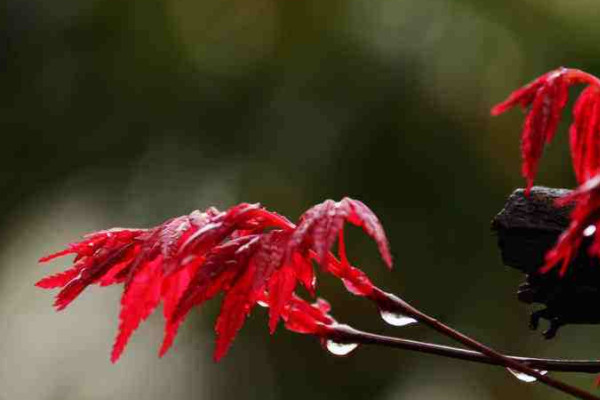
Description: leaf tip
xmin=268 ymin=315 xmax=279 ymax=335
xmin=39 ymin=249 xmax=72 ymax=263
xmin=384 ymin=256 xmax=393 ymax=270
xmin=212 ymin=345 xmax=227 ymax=363
xmin=490 ymin=104 xmax=507 ymax=116
xmin=110 ymin=351 xmax=121 ymax=364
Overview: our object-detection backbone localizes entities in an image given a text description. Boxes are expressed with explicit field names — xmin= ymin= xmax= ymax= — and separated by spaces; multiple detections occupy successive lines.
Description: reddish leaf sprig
xmin=492 ymin=67 xmax=600 ymax=193
xmin=275 ymin=293 xmax=336 ymax=336
xmin=493 ymin=67 xmax=600 ymax=275
xmin=37 ymin=198 xmax=391 ymax=362
xmin=541 ymin=176 xmax=600 ymax=276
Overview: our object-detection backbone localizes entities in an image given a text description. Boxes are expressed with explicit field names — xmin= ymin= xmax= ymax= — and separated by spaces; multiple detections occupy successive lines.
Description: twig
xmin=491 ymin=186 xmax=600 ymax=324
xmin=366 ymin=288 xmax=599 ymax=400
xmin=325 ymin=324 xmax=600 ymax=373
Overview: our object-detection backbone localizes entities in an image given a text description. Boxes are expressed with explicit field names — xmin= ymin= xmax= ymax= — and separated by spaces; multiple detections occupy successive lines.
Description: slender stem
xmin=325 ymin=324 xmax=600 ymax=374
xmin=367 ymin=288 xmax=599 ymax=400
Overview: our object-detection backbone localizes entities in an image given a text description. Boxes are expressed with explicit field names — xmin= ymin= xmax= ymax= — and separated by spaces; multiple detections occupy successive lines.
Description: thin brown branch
xmin=325 ymin=324 xmax=600 ymax=373
xmin=367 ymin=288 xmax=599 ymax=400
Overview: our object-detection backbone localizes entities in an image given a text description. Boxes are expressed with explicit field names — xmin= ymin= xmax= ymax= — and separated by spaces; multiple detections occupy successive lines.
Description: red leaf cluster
xmin=541 ymin=176 xmax=600 ymax=276
xmin=493 ymin=67 xmax=600 ymax=275
xmin=37 ymin=198 xmax=391 ymax=362
xmin=569 ymin=86 xmax=600 ymax=183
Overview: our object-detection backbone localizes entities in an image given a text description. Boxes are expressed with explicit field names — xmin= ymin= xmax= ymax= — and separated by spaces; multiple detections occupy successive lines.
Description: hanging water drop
xmin=324 ymin=340 xmax=359 ymax=356
xmin=584 ymin=225 xmax=597 ymax=237
xmin=506 ymin=368 xmax=548 ymax=383
xmin=380 ymin=309 xmax=418 ymax=327
xmin=257 ymin=300 xmax=268 ymax=308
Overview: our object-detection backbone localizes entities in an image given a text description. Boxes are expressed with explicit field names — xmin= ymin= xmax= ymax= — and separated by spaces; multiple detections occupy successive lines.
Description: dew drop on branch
xmin=506 ymin=368 xmax=548 ymax=383
xmin=379 ymin=309 xmax=418 ymax=327
xmin=324 ymin=340 xmax=359 ymax=356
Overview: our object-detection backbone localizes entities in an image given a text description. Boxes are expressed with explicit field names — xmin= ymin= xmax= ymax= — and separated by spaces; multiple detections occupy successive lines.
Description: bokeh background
xmin=1 ymin=0 xmax=600 ymax=399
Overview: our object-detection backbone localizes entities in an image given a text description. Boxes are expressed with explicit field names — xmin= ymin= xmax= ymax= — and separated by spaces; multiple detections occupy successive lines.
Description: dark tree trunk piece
xmin=492 ymin=187 xmax=600 ymax=338
xmin=492 ymin=186 xmax=572 ymax=274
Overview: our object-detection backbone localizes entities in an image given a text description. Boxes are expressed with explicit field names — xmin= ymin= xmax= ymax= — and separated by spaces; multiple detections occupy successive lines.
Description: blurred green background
xmin=2 ymin=0 xmax=600 ymax=399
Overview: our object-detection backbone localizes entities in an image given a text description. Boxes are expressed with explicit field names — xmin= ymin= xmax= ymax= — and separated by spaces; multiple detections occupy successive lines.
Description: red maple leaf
xmin=492 ymin=67 xmax=600 ymax=276
xmin=541 ymin=175 xmax=600 ymax=276
xmin=277 ymin=294 xmax=335 ymax=335
xmin=37 ymin=197 xmax=391 ymax=362
xmin=492 ymin=68 xmax=570 ymax=194
xmin=569 ymin=86 xmax=600 ymax=183
xmin=492 ymin=67 xmax=600 ymax=194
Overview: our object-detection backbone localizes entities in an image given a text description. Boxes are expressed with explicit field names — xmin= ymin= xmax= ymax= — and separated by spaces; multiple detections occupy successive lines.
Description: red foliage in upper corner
xmin=492 ymin=67 xmax=600 ymax=276
xmin=492 ymin=67 xmax=600 ymax=193
xmin=36 ymin=197 xmax=392 ymax=362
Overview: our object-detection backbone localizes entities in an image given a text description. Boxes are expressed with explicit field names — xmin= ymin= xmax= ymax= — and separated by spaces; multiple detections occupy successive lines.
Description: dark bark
xmin=492 ymin=187 xmax=600 ymax=338
xmin=492 ymin=186 xmax=572 ymax=274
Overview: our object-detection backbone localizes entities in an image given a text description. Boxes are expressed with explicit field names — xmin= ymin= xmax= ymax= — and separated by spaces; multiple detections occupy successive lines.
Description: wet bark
xmin=492 ymin=187 xmax=600 ymax=336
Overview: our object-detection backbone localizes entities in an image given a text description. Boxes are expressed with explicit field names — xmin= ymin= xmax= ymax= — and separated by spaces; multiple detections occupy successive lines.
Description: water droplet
xmin=506 ymin=368 xmax=547 ymax=383
xmin=380 ymin=309 xmax=418 ymax=327
xmin=257 ymin=300 xmax=268 ymax=308
xmin=584 ymin=225 xmax=596 ymax=237
xmin=324 ymin=340 xmax=359 ymax=356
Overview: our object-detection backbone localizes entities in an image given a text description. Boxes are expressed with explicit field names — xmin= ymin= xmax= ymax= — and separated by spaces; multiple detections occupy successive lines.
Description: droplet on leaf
xmin=506 ymin=368 xmax=548 ymax=383
xmin=379 ymin=309 xmax=418 ymax=327
xmin=324 ymin=340 xmax=359 ymax=356
xmin=257 ymin=300 xmax=268 ymax=308
xmin=584 ymin=225 xmax=596 ymax=237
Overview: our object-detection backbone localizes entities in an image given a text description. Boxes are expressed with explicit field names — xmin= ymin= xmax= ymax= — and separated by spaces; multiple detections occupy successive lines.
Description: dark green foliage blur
xmin=2 ymin=0 xmax=600 ymax=399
